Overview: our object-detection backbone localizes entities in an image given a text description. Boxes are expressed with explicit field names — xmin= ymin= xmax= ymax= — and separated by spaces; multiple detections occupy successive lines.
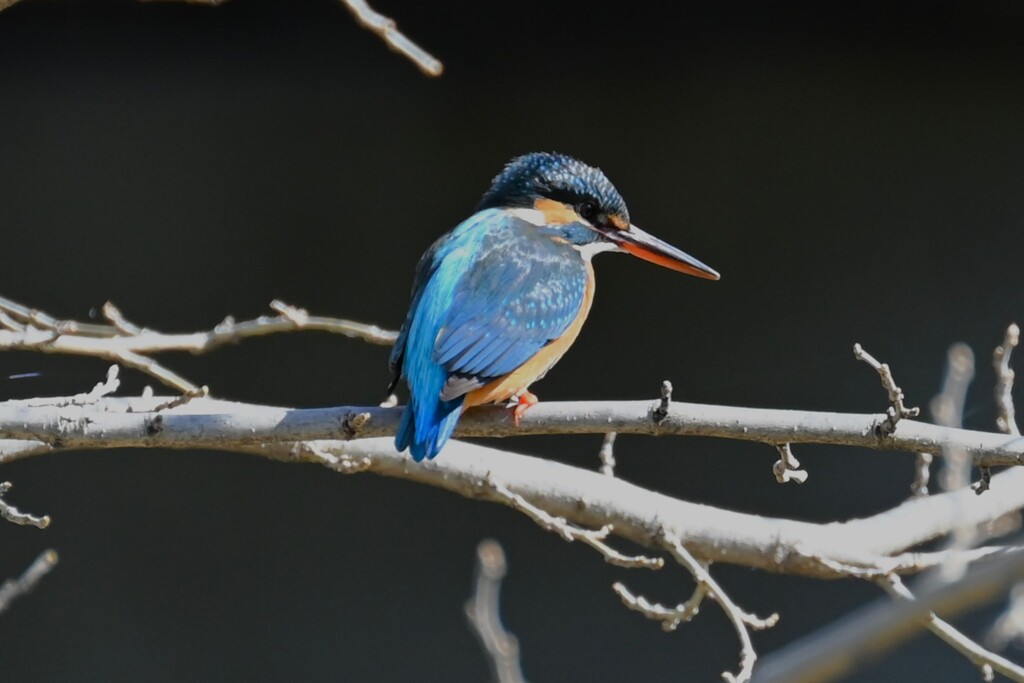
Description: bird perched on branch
xmin=389 ymin=152 xmax=719 ymax=460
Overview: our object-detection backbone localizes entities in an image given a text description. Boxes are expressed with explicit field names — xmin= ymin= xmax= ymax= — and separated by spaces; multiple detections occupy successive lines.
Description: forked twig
xmin=0 ymin=296 xmax=396 ymax=395
xmin=488 ymin=480 xmax=663 ymax=570
xmin=853 ymin=344 xmax=921 ymax=436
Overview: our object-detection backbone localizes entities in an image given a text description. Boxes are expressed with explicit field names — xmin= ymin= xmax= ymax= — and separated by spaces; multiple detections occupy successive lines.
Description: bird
xmin=388 ymin=152 xmax=719 ymax=461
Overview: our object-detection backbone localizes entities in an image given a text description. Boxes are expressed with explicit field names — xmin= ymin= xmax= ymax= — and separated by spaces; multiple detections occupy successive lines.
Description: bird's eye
xmin=577 ymin=201 xmax=601 ymax=224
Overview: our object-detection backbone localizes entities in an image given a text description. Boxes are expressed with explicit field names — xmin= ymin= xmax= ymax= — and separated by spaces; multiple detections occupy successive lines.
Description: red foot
xmin=512 ymin=391 xmax=539 ymax=427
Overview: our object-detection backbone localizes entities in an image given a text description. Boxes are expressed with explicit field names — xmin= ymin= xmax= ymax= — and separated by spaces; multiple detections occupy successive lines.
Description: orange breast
xmin=463 ymin=260 xmax=596 ymax=408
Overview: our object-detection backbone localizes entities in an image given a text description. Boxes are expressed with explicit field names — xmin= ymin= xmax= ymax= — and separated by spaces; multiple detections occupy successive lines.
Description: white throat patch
xmin=573 ymin=240 xmax=621 ymax=260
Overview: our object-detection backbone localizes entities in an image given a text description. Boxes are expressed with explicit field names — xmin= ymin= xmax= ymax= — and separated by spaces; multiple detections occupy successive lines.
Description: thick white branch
xmin=0 ymin=396 xmax=1022 ymax=467
xmin=4 ymin=408 xmax=1024 ymax=579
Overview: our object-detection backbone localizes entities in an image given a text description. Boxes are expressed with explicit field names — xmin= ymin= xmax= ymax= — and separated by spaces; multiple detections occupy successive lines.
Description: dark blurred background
xmin=2 ymin=1 xmax=1023 ymax=680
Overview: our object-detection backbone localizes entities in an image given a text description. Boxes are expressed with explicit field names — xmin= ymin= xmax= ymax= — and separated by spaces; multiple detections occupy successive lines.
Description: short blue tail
xmin=395 ymin=394 xmax=464 ymax=461
xmin=391 ymin=209 xmax=496 ymax=461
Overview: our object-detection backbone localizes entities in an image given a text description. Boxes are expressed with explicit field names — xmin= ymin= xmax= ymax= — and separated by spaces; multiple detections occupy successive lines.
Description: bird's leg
xmin=512 ymin=391 xmax=539 ymax=427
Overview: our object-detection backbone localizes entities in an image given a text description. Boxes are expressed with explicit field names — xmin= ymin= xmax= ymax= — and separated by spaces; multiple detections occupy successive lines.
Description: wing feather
xmin=433 ymin=218 xmax=587 ymax=395
xmin=391 ymin=208 xmax=589 ymax=457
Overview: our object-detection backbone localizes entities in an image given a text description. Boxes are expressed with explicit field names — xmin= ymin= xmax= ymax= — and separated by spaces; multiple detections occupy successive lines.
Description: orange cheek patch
xmin=534 ymin=198 xmax=582 ymax=225
xmin=609 ymin=214 xmax=629 ymax=230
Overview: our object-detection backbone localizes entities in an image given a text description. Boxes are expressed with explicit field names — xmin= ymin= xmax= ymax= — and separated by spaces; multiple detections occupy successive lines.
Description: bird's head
xmin=476 ymin=152 xmax=720 ymax=280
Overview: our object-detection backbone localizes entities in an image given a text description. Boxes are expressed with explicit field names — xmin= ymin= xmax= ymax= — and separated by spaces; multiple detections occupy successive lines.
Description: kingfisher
xmin=389 ymin=152 xmax=719 ymax=461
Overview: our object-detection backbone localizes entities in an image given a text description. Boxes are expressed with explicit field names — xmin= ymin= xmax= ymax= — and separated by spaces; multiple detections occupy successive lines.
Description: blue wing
xmin=390 ymin=208 xmax=588 ymax=460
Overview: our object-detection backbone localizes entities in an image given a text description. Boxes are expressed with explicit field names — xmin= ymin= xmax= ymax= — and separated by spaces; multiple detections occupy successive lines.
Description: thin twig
xmin=152 ymin=385 xmax=210 ymax=412
xmin=995 ymin=324 xmax=1020 ymax=438
xmin=101 ymin=301 xmax=143 ymax=335
xmin=853 ymin=343 xmax=921 ymax=436
xmin=613 ymin=577 xmax=709 ymax=632
xmin=616 ymin=539 xmax=778 ymax=683
xmin=0 ymin=482 xmax=50 ymax=529
xmin=340 ymin=0 xmax=443 ymax=76
xmin=0 ymin=549 xmax=59 ymax=616
xmin=986 ymin=323 xmax=1022 ymax=493
xmin=0 ymin=296 xmax=397 ymax=348
xmin=0 ymin=296 xmax=396 ymax=394
xmin=464 ymin=540 xmax=528 ymax=683
xmin=772 ymin=443 xmax=808 ymax=484
xmin=652 ymin=380 xmax=672 ymax=424
xmin=598 ymin=432 xmax=617 ymax=477
xmin=663 ymin=536 xmax=778 ymax=683
xmin=489 ymin=480 xmax=663 ymax=570
xmin=0 ymin=2 xmax=443 ymax=76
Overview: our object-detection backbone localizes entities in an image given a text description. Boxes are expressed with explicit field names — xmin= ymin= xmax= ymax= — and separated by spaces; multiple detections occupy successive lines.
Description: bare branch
xmin=0 ymin=549 xmax=58 ymax=616
xmin=465 ymin=540 xmax=528 ymax=683
xmin=0 ymin=296 xmax=395 ymax=394
xmin=0 ymin=297 xmax=1021 ymax=466
xmin=753 ymin=550 xmax=1024 ymax=683
xmin=929 ymin=343 xmax=982 ymax=496
xmin=4 ymin=395 xmax=1024 ymax=468
xmin=284 ymin=438 xmax=1024 ymax=578
xmin=663 ymin=536 xmax=778 ymax=683
xmin=879 ymin=574 xmax=1024 ymax=682
xmin=3 ymin=390 xmax=1024 ymax=578
xmin=340 ymin=0 xmax=443 ymax=76
xmin=853 ymin=343 xmax=921 ymax=435
xmin=616 ymin=539 xmax=778 ymax=683
xmin=981 ymin=323 xmax=1023 ymax=494
xmin=987 ymin=324 xmax=1024 ymax=651
xmin=0 ymin=482 xmax=50 ymax=529
xmin=929 ymin=344 xmax=981 ymax=560
xmin=0 ymin=2 xmax=442 ymax=76
xmin=0 ymin=296 xmax=396 ymax=349
xmin=2 ymin=296 xmax=1024 ymax=681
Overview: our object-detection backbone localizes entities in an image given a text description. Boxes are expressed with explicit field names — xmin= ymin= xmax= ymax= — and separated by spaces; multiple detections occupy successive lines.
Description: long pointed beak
xmin=611 ymin=224 xmax=720 ymax=280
